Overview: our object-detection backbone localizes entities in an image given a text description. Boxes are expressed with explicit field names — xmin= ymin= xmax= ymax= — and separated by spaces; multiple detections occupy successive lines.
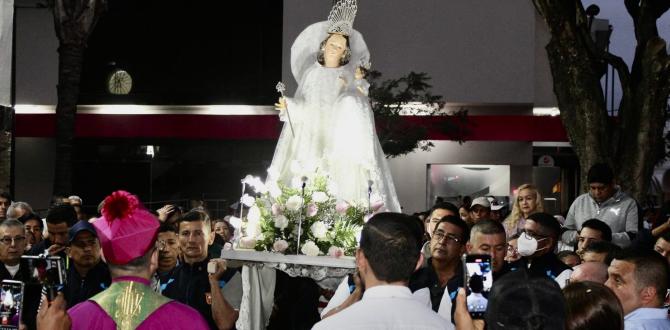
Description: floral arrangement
xmin=235 ymin=169 xmax=372 ymax=257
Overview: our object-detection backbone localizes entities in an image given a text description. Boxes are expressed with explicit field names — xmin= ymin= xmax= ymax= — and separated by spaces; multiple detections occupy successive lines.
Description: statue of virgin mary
xmin=270 ymin=0 xmax=400 ymax=212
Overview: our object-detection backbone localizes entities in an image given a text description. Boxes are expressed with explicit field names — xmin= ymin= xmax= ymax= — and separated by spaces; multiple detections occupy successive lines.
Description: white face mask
xmin=517 ymin=233 xmax=548 ymax=257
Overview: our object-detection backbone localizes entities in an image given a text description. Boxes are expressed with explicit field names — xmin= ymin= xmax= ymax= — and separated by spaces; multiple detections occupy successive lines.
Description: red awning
xmin=17 ymin=113 xmax=567 ymax=141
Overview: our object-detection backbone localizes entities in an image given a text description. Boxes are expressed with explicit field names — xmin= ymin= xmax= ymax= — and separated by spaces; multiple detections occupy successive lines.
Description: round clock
xmin=107 ymin=69 xmax=133 ymax=95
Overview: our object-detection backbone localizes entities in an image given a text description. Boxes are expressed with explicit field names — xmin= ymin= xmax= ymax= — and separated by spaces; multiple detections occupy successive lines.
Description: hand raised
xmin=274 ymin=97 xmax=287 ymax=111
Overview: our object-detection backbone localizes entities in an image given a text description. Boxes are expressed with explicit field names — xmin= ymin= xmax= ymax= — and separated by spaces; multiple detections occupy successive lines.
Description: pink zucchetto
xmin=93 ymin=190 xmax=160 ymax=265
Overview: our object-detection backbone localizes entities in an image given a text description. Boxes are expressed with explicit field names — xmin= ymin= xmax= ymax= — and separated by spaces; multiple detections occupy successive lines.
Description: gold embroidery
xmin=114 ymin=282 xmax=144 ymax=330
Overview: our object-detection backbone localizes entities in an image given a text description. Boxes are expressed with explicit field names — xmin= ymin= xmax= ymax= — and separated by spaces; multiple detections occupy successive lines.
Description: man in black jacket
xmin=162 ymin=211 xmax=241 ymax=330
xmin=0 ymin=219 xmax=40 ymax=329
xmin=516 ymin=212 xmax=572 ymax=288
xmin=63 ymin=220 xmax=111 ymax=308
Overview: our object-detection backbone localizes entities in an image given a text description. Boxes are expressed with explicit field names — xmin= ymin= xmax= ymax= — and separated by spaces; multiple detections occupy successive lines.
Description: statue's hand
xmin=275 ymin=97 xmax=287 ymax=111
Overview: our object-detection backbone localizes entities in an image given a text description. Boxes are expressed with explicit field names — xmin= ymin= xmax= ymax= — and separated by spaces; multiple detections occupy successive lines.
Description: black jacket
xmin=409 ymin=258 xmax=464 ymax=316
xmin=63 ymin=261 xmax=111 ymax=308
xmin=0 ymin=260 xmax=42 ymax=330
xmin=162 ymin=258 xmax=237 ymax=330
xmin=519 ymin=252 xmax=572 ymax=283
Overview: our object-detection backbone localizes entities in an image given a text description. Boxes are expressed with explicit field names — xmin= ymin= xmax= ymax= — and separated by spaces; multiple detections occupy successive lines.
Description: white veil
xmin=290 ymin=21 xmax=370 ymax=84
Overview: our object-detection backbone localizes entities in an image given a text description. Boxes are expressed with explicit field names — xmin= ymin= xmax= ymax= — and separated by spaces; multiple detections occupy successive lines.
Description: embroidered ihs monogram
xmin=115 ymin=282 xmax=145 ymax=330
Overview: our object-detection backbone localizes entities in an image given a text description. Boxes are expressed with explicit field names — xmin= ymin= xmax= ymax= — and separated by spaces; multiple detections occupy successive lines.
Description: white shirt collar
xmin=625 ymin=307 xmax=669 ymax=320
xmin=362 ymin=285 xmax=413 ymax=300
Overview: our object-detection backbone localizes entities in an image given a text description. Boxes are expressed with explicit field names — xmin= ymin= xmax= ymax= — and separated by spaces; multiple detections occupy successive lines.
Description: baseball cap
xmin=471 ymin=197 xmax=491 ymax=209
xmin=69 ymin=220 xmax=98 ymax=243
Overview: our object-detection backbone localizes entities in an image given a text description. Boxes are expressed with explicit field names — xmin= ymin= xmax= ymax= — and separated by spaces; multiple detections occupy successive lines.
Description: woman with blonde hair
xmin=503 ymin=183 xmax=544 ymax=238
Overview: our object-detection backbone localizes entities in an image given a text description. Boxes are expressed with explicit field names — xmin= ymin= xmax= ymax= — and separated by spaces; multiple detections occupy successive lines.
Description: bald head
xmin=569 ymin=262 xmax=608 ymax=284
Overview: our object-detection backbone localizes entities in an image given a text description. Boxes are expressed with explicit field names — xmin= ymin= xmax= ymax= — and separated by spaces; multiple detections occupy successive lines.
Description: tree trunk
xmin=53 ymin=45 xmax=84 ymax=196
xmin=533 ymin=0 xmax=670 ymax=203
xmin=0 ymin=106 xmax=12 ymax=193
xmin=51 ymin=0 xmax=107 ymax=196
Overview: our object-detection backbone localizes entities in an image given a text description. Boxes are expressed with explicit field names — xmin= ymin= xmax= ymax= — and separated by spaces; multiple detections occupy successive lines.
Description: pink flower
xmin=335 ymin=201 xmax=349 ymax=214
xmin=271 ymin=203 xmax=283 ymax=216
xmin=273 ymin=240 xmax=289 ymax=253
xmin=328 ymin=246 xmax=344 ymax=258
xmin=307 ymin=203 xmax=318 ymax=217
xmin=371 ymin=200 xmax=385 ymax=212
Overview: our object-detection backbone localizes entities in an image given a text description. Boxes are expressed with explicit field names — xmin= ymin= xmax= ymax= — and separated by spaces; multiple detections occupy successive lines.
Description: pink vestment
xmin=68 ymin=277 xmax=210 ymax=330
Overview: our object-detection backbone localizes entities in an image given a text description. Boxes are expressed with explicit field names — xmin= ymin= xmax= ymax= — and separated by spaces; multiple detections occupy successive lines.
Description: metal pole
xmin=296 ymin=177 xmax=307 ymax=254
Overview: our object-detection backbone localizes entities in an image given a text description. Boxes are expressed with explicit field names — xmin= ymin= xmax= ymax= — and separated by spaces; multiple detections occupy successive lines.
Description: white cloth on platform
xmin=313 ymin=285 xmax=450 ymax=330
xmin=235 ymin=265 xmax=276 ymax=330
xmin=270 ymin=21 xmax=400 ymax=212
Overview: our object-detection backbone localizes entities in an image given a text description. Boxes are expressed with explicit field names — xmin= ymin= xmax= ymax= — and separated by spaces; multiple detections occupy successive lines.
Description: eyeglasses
xmin=0 ymin=236 xmax=25 ymax=245
xmin=507 ymin=244 xmax=518 ymax=253
xmin=433 ymin=231 xmax=462 ymax=244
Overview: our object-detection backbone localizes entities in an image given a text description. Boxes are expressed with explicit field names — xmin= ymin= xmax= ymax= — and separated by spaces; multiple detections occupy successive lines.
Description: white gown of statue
xmin=269 ymin=21 xmax=401 ymax=212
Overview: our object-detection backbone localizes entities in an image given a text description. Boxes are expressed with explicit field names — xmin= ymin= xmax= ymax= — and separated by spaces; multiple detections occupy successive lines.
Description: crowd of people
xmin=0 ymin=162 xmax=667 ymax=329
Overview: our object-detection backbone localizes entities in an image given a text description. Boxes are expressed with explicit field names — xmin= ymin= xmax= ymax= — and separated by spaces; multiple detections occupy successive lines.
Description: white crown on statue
xmin=327 ymin=0 xmax=358 ymax=36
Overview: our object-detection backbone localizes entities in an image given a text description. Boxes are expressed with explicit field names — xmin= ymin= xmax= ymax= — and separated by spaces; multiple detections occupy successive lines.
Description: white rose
xmin=241 ymin=194 xmax=256 ymax=207
xmin=239 ymin=237 xmax=256 ymax=249
xmin=247 ymin=205 xmax=261 ymax=222
xmin=273 ymin=240 xmax=289 ymax=253
xmin=286 ymin=195 xmax=303 ymax=211
xmin=310 ymin=221 xmax=329 ymax=240
xmin=312 ymin=191 xmax=328 ymax=203
xmin=301 ymin=240 xmax=321 ymax=256
xmin=274 ymin=215 xmax=289 ymax=230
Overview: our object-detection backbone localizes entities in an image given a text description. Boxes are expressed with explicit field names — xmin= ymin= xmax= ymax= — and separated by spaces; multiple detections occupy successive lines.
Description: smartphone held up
xmin=0 ymin=280 xmax=24 ymax=330
xmin=462 ymin=254 xmax=493 ymax=319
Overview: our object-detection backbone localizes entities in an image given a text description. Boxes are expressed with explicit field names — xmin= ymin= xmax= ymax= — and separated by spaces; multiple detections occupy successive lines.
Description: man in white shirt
xmin=605 ymin=250 xmax=670 ymax=330
xmin=313 ymin=213 xmax=450 ymax=330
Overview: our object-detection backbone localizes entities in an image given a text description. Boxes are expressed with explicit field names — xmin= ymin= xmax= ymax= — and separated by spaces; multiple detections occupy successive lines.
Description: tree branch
xmin=648 ymin=0 xmax=670 ymax=19
xmin=625 ymin=0 xmax=640 ymax=19
xmin=603 ymin=50 xmax=633 ymax=120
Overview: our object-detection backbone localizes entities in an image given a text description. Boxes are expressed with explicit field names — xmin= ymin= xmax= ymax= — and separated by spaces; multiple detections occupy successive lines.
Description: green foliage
xmin=368 ymin=71 xmax=469 ymax=158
